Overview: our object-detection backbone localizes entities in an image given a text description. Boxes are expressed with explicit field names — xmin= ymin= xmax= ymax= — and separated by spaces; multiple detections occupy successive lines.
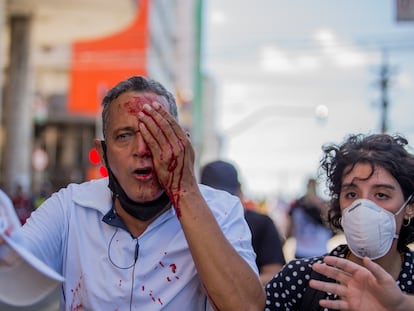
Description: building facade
xmin=0 ymin=0 xmax=204 ymax=196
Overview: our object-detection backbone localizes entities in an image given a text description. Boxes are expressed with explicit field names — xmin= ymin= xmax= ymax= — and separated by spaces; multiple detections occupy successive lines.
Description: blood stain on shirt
xmin=169 ymin=263 xmax=177 ymax=274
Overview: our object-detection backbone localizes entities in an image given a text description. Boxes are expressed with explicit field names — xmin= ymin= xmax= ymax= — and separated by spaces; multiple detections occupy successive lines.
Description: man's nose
xmin=133 ymin=133 xmax=151 ymax=157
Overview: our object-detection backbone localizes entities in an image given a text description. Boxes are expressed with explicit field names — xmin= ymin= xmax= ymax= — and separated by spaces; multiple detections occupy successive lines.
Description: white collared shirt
xmin=20 ymin=178 xmax=258 ymax=310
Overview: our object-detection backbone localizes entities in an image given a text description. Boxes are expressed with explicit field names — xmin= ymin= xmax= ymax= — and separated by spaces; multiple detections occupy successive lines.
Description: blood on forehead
xmin=123 ymin=93 xmax=168 ymax=116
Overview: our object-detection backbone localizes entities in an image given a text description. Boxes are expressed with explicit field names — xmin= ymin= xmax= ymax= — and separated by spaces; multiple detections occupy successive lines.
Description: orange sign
xmin=68 ymin=0 xmax=149 ymax=115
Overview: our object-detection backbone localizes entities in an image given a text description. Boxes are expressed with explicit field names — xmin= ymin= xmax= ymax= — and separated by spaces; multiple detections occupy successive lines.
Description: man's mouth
xmin=133 ymin=167 xmax=153 ymax=180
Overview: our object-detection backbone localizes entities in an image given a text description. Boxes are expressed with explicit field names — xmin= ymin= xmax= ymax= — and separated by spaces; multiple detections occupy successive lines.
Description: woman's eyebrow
xmin=341 ymin=183 xmax=397 ymax=191
xmin=372 ymin=184 xmax=396 ymax=191
xmin=341 ymin=183 xmax=356 ymax=191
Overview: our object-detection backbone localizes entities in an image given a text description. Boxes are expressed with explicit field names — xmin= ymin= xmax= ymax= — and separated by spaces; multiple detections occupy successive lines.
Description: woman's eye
xmin=375 ymin=193 xmax=389 ymax=200
xmin=343 ymin=192 xmax=356 ymax=199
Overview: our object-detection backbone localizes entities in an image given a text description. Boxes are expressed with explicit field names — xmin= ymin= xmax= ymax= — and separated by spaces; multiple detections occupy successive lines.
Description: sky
xmin=203 ymin=0 xmax=414 ymax=201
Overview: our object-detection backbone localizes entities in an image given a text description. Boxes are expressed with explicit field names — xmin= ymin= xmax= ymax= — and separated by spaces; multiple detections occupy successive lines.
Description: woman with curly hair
xmin=265 ymin=133 xmax=414 ymax=311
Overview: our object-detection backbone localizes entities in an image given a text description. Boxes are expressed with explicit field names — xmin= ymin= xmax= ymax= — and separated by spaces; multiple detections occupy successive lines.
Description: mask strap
xmin=395 ymin=194 xmax=413 ymax=216
xmin=394 ymin=194 xmax=414 ymax=240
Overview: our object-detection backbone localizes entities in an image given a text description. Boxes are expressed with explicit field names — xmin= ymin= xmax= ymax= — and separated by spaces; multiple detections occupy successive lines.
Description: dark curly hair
xmin=319 ymin=133 xmax=414 ymax=251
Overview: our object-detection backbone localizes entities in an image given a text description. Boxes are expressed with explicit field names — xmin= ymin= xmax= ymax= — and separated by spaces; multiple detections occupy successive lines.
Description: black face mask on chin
xmin=101 ymin=141 xmax=171 ymax=221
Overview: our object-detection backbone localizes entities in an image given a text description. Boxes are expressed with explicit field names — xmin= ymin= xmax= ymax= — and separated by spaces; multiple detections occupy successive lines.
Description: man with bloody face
xmin=0 ymin=76 xmax=264 ymax=310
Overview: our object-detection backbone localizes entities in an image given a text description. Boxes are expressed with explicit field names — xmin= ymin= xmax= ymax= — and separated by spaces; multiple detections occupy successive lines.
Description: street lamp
xmin=223 ymin=104 xmax=328 ymax=138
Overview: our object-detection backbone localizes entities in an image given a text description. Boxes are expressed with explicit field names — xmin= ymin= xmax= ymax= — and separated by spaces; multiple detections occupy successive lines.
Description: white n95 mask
xmin=341 ymin=196 xmax=411 ymax=260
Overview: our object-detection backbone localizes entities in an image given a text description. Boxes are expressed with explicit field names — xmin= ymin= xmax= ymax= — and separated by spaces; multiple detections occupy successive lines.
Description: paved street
xmin=0 ymin=288 xmax=59 ymax=311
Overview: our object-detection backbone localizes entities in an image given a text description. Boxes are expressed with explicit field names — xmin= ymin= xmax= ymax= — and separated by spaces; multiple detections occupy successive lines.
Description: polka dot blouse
xmin=265 ymin=244 xmax=414 ymax=311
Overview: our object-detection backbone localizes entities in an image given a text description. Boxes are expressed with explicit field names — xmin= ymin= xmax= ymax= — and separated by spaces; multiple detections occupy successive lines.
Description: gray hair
xmin=101 ymin=76 xmax=178 ymax=138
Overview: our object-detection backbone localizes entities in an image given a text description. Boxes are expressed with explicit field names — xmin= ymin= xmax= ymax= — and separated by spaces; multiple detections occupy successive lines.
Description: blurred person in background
xmin=11 ymin=183 xmax=33 ymax=225
xmin=287 ymin=178 xmax=333 ymax=259
xmin=265 ymin=133 xmax=414 ymax=310
xmin=0 ymin=76 xmax=265 ymax=310
xmin=32 ymin=180 xmax=53 ymax=210
xmin=200 ymin=160 xmax=286 ymax=285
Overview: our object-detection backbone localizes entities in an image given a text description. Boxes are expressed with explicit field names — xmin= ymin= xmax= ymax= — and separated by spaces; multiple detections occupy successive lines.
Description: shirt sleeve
xmin=203 ymin=186 xmax=259 ymax=275
xmin=21 ymin=188 xmax=69 ymax=273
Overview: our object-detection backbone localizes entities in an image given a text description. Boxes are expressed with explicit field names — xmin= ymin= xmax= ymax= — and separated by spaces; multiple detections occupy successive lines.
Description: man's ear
xmin=93 ymin=138 xmax=106 ymax=166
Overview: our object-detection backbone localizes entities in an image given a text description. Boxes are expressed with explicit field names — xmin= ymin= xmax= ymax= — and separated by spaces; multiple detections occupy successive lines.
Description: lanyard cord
xmin=108 ymin=228 xmax=139 ymax=269
xmin=107 ymin=228 xmax=139 ymax=310
xmin=130 ymin=263 xmax=137 ymax=311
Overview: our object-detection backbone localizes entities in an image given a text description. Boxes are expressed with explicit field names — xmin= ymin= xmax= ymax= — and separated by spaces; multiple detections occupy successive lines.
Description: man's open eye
xmin=117 ymin=132 xmax=133 ymax=141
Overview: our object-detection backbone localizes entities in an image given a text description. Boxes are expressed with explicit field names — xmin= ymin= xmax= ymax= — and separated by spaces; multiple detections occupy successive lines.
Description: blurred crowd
xmin=199 ymin=160 xmax=342 ymax=274
xmin=8 ymin=181 xmax=53 ymax=225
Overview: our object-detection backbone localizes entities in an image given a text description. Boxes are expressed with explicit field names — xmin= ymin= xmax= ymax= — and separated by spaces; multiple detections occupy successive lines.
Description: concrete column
xmin=3 ymin=14 xmax=34 ymax=195
xmin=61 ymin=126 xmax=77 ymax=167
xmin=0 ymin=0 xmax=5 ymax=170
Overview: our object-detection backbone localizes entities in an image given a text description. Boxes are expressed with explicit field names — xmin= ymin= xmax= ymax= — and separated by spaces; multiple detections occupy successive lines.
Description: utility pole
xmin=0 ymin=0 xmax=4 ymax=169
xmin=193 ymin=0 xmax=204 ymax=172
xmin=378 ymin=51 xmax=392 ymax=134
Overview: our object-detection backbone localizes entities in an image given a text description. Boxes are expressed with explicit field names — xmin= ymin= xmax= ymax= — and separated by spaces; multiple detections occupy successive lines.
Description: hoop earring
xmin=403 ymin=217 xmax=411 ymax=227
